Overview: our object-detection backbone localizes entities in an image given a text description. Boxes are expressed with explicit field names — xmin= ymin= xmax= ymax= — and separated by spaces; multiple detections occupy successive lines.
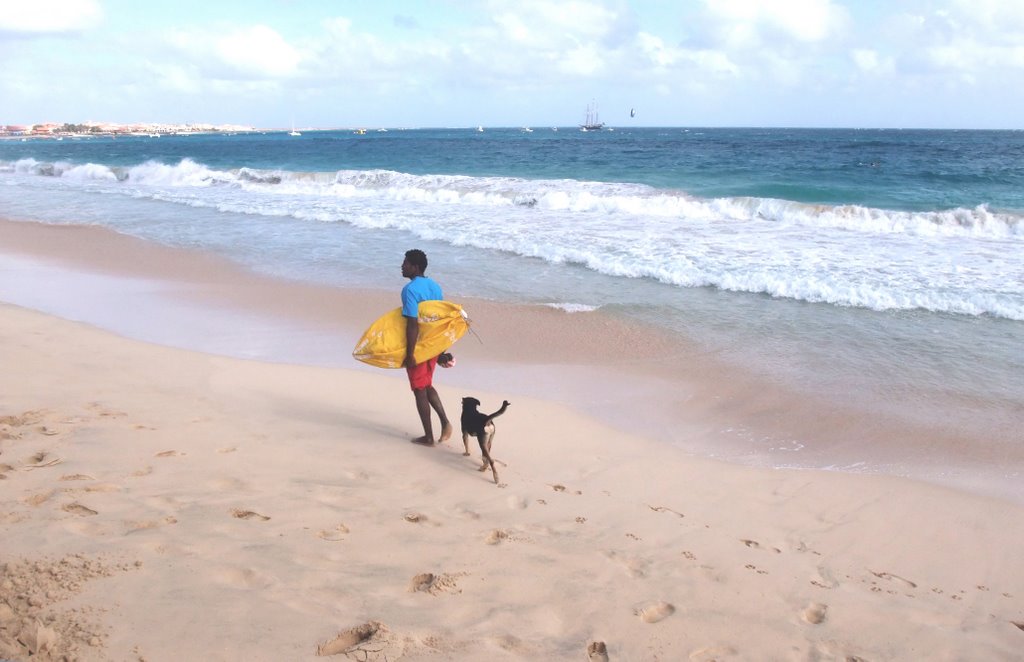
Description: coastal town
xmin=0 ymin=121 xmax=257 ymax=139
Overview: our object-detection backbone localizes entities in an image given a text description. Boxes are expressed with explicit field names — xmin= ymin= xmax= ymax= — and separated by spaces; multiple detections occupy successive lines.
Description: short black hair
xmin=405 ymin=249 xmax=428 ymax=272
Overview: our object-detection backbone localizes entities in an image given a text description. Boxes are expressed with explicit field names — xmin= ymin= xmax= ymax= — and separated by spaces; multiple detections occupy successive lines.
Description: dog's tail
xmin=485 ymin=400 xmax=511 ymax=424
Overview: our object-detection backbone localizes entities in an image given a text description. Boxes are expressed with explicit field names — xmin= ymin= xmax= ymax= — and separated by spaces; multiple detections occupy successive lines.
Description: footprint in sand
xmin=649 ymin=505 xmax=685 ymax=518
xmin=63 ymin=502 xmax=98 ymax=517
xmin=550 ymin=484 xmax=567 ymax=492
xmin=0 ymin=410 xmax=46 ymax=428
xmin=635 ymin=601 xmax=675 ymax=623
xmin=870 ymin=570 xmax=917 ymax=588
xmin=741 ymin=539 xmax=781 ymax=553
xmin=403 ymin=512 xmax=426 ymax=523
xmin=316 ymin=524 xmax=350 ymax=541
xmin=155 ymin=450 xmax=183 ymax=458
xmin=23 ymin=451 xmax=62 ymax=470
xmin=485 ymin=529 xmax=509 ymax=545
xmin=506 ymin=496 xmax=529 ymax=510
xmin=802 ymin=602 xmax=828 ymax=625
xmin=811 ymin=566 xmax=839 ymax=589
xmin=23 ymin=491 xmax=55 ymax=506
xmin=60 ymin=474 xmax=96 ymax=481
xmin=408 ymin=572 xmax=463 ymax=595
xmin=587 ymin=641 xmax=609 ymax=662
xmin=86 ymin=403 xmax=127 ymax=419
xmin=1011 ymin=621 xmax=1024 ymax=632
xmin=208 ymin=477 xmax=247 ymax=491
xmin=316 ymin=621 xmax=403 ymax=658
xmin=409 ymin=573 xmax=436 ymax=593
xmin=231 ymin=509 xmax=270 ymax=521
xmin=689 ymin=645 xmax=739 ymax=661
xmin=605 ymin=550 xmax=649 ymax=578
xmin=126 ymin=517 xmax=178 ymax=533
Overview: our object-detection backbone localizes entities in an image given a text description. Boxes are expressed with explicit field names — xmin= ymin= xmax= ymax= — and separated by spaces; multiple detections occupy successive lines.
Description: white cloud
xmin=558 ymin=43 xmax=605 ymax=76
xmin=216 ymin=26 xmax=303 ymax=78
xmin=0 ymin=0 xmax=101 ymax=34
xmin=948 ymin=0 xmax=1024 ymax=31
xmin=637 ymin=32 xmax=738 ymax=77
xmin=165 ymin=25 xmax=304 ymax=81
xmin=491 ymin=0 xmax=619 ymax=43
xmin=851 ymin=49 xmax=894 ymax=75
xmin=145 ymin=62 xmax=201 ymax=95
xmin=323 ymin=17 xmax=353 ymax=37
xmin=877 ymin=3 xmax=1024 ymax=83
xmin=703 ymin=0 xmax=848 ymax=45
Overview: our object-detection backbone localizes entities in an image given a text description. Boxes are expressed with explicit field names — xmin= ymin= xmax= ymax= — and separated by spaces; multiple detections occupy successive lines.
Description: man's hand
xmin=404 ymin=315 xmax=419 ymax=368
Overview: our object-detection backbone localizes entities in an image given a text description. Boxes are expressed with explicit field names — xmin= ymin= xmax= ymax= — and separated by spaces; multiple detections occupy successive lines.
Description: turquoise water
xmin=1 ymin=127 xmax=1022 ymax=495
xmin=5 ymin=127 xmax=1024 ymax=211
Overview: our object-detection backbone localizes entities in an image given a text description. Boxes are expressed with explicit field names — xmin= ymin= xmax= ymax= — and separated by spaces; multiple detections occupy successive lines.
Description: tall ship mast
xmin=580 ymin=101 xmax=605 ymax=131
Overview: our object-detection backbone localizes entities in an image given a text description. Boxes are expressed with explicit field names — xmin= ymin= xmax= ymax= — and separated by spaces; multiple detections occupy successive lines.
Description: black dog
xmin=460 ymin=397 xmax=510 ymax=484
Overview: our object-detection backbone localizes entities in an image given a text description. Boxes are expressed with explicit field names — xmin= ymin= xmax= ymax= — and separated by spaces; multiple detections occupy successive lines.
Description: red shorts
xmin=406 ymin=357 xmax=438 ymax=390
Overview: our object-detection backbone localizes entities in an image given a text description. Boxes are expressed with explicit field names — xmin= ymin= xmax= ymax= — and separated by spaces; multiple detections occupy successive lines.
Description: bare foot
xmin=410 ymin=436 xmax=435 ymax=446
xmin=439 ymin=422 xmax=453 ymax=442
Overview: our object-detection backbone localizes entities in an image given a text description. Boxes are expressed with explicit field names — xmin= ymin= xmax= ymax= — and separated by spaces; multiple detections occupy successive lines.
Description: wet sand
xmin=2 ymin=217 xmax=1021 ymax=503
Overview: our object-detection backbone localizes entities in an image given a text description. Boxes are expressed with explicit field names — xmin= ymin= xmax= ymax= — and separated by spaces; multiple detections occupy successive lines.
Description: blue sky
xmin=2 ymin=0 xmax=1023 ymax=129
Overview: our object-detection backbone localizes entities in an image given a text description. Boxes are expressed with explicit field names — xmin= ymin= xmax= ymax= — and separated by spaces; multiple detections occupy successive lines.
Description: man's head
xmin=402 ymin=249 xmax=428 ymax=278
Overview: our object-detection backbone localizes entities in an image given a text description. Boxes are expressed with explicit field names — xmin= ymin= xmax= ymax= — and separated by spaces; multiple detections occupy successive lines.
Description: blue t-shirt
xmin=401 ymin=276 xmax=443 ymax=317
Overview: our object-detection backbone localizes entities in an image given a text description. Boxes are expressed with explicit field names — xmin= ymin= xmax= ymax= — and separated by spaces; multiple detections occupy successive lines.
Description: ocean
xmin=1 ymin=127 xmax=1022 ymax=499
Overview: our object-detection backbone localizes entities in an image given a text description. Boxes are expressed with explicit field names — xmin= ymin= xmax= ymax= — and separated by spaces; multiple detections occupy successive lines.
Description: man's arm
xmin=404 ymin=315 xmax=419 ymax=368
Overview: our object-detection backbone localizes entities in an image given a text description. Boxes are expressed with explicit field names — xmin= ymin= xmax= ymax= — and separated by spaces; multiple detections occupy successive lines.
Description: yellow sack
xmin=352 ymin=300 xmax=469 ymax=369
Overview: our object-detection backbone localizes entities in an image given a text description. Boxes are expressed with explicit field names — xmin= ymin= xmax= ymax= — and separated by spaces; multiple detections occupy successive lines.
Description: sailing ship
xmin=580 ymin=101 xmax=605 ymax=131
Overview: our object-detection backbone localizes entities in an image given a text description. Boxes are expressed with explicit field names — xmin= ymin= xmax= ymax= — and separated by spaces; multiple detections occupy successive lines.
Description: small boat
xmin=289 ymin=119 xmax=301 ymax=136
xmin=521 ymin=127 xmax=533 ymax=133
xmin=477 ymin=126 xmax=484 ymax=132
xmin=580 ymin=101 xmax=605 ymax=131
xmin=353 ymin=128 xmax=366 ymax=135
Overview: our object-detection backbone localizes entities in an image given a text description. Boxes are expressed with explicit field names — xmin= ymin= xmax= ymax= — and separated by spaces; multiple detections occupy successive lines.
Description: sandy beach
xmin=2 ymin=221 xmax=1024 ymax=661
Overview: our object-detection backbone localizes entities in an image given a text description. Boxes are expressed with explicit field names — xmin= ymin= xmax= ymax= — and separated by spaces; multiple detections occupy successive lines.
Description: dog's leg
xmin=476 ymin=424 xmax=492 ymax=472
xmin=476 ymin=432 xmax=489 ymax=472
xmin=477 ymin=425 xmax=499 ymax=484
xmin=461 ymin=431 xmax=472 ymax=456
xmin=485 ymin=428 xmax=499 ymax=484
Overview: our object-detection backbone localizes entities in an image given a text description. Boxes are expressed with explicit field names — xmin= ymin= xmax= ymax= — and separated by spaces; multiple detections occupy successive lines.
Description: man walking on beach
xmin=401 ymin=249 xmax=453 ymax=446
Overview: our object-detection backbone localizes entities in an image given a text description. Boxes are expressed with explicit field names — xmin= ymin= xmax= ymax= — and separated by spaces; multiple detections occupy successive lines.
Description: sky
xmin=2 ymin=0 xmax=1024 ymax=129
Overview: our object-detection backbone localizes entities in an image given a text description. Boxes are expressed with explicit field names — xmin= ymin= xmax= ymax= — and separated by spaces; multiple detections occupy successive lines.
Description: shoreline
xmin=1 ymin=217 xmax=1021 ymax=505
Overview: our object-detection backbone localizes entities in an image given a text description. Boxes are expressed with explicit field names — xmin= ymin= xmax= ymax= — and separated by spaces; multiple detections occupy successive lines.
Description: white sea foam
xmin=4 ymin=157 xmax=1021 ymax=237
xmin=3 ymin=158 xmax=1023 ymax=319
xmin=543 ymin=303 xmax=601 ymax=313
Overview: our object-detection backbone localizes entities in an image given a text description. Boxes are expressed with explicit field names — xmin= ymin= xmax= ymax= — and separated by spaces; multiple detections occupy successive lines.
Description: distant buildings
xmin=0 ymin=121 xmax=256 ymax=138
